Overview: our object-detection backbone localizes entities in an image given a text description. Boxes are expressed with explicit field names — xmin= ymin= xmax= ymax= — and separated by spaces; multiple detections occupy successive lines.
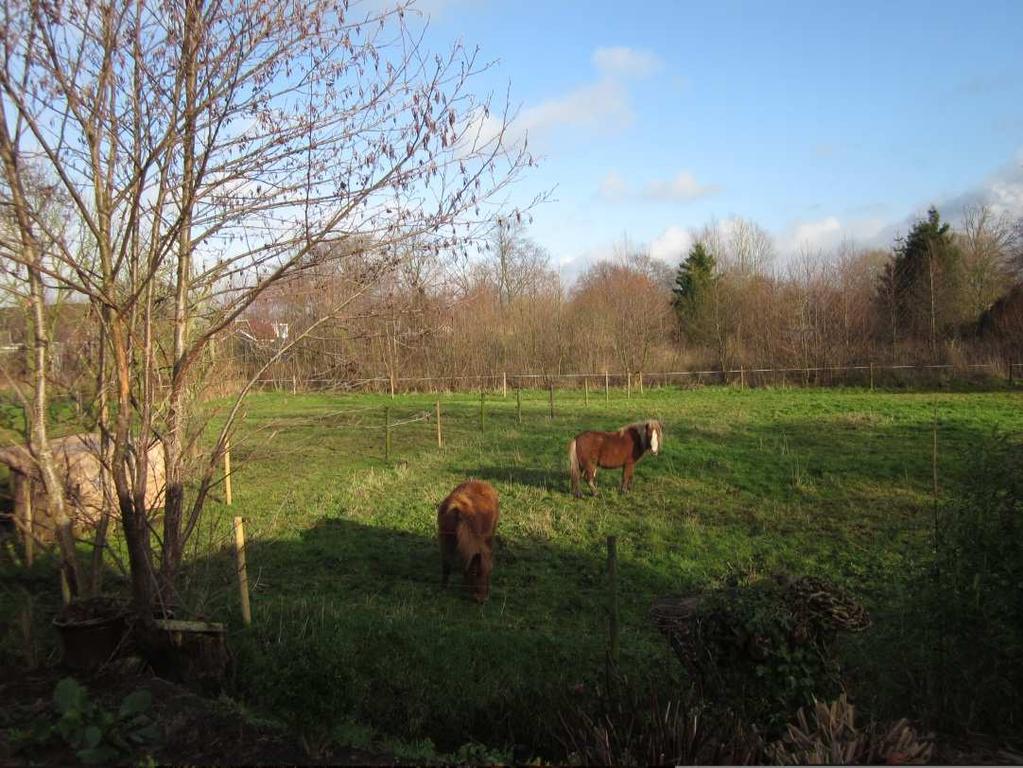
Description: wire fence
xmin=253 ymin=360 xmax=1022 ymax=394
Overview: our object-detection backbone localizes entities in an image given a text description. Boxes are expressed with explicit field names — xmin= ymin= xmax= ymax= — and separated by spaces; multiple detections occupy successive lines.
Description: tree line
xmin=230 ymin=204 xmax=1023 ymax=388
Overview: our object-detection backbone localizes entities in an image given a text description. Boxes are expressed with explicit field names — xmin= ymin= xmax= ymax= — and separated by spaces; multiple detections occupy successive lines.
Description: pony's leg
xmin=621 ymin=462 xmax=634 ymax=493
xmin=475 ymin=546 xmax=493 ymax=603
xmin=464 ymin=553 xmax=481 ymax=597
xmin=440 ymin=534 xmax=456 ymax=586
xmin=586 ymin=464 xmax=598 ymax=495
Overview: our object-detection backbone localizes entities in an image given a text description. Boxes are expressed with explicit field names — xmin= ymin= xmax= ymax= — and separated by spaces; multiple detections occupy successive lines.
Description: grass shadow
xmin=184 ymin=513 xmax=686 ymax=756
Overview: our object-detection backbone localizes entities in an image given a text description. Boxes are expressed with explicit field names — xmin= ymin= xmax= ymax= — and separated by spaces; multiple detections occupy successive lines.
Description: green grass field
xmin=3 ymin=384 xmax=1020 ymax=758
xmin=177 ymin=385 xmax=1020 ymax=755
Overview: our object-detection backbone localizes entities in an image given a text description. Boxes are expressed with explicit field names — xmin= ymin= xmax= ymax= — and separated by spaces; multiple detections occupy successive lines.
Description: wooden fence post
xmin=869 ymin=362 xmax=875 ymax=392
xmin=233 ymin=516 xmax=252 ymax=627
xmin=638 ymin=371 xmax=643 ymax=394
xmin=223 ymin=441 xmax=233 ymax=507
xmin=627 ymin=372 xmax=632 ymax=399
xmin=436 ymin=400 xmax=442 ymax=448
xmin=549 ymin=382 xmax=555 ymax=420
xmin=503 ymin=372 xmax=507 ymax=398
xmin=480 ymin=390 xmax=485 ymax=431
xmin=584 ymin=377 xmax=589 ymax=405
xmin=607 ymin=536 xmax=619 ymax=664
xmin=384 ymin=407 xmax=391 ymax=461
xmin=740 ymin=366 xmax=745 ymax=390
xmin=517 ymin=388 xmax=522 ymax=423
xmin=604 ymin=371 xmax=609 ymax=403
xmin=389 ymin=371 xmax=396 ymax=398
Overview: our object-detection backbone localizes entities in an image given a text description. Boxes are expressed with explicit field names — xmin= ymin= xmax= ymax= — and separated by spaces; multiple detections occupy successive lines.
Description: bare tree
xmin=0 ymin=0 xmax=532 ymax=615
xmin=0 ymin=167 xmax=87 ymax=593
xmin=957 ymin=204 xmax=1017 ymax=317
xmin=487 ymin=216 xmax=555 ymax=307
xmin=727 ymin=217 xmax=775 ymax=277
xmin=571 ymin=254 xmax=673 ymax=373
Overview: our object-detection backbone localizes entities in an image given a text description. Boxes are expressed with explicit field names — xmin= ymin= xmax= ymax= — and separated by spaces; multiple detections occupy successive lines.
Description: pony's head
xmin=645 ymin=420 xmax=663 ymax=455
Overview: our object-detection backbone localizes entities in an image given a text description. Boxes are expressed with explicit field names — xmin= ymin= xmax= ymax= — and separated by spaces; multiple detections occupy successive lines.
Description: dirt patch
xmin=0 ymin=664 xmax=393 ymax=766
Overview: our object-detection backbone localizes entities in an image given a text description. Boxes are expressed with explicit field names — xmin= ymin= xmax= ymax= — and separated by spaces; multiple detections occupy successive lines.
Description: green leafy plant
xmin=52 ymin=677 xmax=160 ymax=765
xmin=654 ymin=569 xmax=869 ymax=730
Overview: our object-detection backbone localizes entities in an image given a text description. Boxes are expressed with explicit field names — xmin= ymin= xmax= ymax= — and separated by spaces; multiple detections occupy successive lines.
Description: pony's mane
xmin=618 ymin=420 xmax=662 ymax=450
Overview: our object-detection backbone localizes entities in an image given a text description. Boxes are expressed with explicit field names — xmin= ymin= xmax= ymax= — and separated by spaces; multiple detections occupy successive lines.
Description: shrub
xmin=653 ymin=570 xmax=869 ymax=730
xmin=558 ymin=674 xmax=762 ymax=766
xmin=766 ymin=694 xmax=933 ymax=765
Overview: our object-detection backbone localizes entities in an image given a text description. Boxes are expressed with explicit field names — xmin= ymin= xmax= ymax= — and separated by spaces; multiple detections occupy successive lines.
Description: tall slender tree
xmin=883 ymin=207 xmax=964 ymax=353
xmin=672 ymin=241 xmax=719 ymax=348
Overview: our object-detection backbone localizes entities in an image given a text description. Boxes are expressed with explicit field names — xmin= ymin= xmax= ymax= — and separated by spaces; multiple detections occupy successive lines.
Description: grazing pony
xmin=568 ymin=420 xmax=663 ymax=497
xmin=437 ymin=480 xmax=500 ymax=603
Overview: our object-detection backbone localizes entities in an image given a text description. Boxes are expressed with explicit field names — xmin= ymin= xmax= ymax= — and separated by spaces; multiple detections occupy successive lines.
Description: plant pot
xmin=146 ymin=619 xmax=229 ymax=692
xmin=53 ymin=612 xmax=128 ymax=672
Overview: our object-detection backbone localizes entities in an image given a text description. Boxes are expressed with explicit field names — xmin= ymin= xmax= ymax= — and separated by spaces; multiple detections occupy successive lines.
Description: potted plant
xmin=52 ymin=596 xmax=129 ymax=673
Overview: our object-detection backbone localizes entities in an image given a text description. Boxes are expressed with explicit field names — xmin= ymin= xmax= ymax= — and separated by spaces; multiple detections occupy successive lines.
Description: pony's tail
xmin=568 ymin=439 xmax=581 ymax=496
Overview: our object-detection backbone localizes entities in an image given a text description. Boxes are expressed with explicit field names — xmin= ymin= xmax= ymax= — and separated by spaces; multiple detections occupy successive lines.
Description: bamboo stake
xmin=502 ymin=372 xmax=507 ymax=398
xmin=436 ymin=400 xmax=442 ymax=448
xmin=638 ymin=371 xmax=643 ymax=394
xmin=584 ymin=377 xmax=589 ymax=405
xmin=627 ymin=372 xmax=631 ymax=399
xmin=223 ymin=441 xmax=233 ymax=507
xmin=234 ymin=516 xmax=252 ymax=627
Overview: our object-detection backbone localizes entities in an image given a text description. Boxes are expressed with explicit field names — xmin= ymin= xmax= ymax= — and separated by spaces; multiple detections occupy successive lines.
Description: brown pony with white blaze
xmin=437 ymin=480 xmax=500 ymax=603
xmin=569 ymin=420 xmax=663 ymax=497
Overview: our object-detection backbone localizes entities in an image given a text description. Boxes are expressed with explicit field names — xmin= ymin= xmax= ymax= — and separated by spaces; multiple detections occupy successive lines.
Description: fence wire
xmin=252 ymin=360 xmax=1021 ymax=391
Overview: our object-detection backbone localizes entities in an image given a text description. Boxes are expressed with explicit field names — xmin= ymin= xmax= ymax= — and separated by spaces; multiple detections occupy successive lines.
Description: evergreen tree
xmin=883 ymin=207 xmax=964 ymax=350
xmin=673 ymin=242 xmax=719 ymax=346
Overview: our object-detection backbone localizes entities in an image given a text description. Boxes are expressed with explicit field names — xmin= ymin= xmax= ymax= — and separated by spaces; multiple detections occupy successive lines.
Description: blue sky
xmin=416 ymin=0 xmax=1023 ymax=275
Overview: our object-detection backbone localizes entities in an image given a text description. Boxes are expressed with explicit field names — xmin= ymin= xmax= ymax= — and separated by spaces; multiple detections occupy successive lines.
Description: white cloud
xmin=790 ymin=216 xmax=841 ymax=249
xmin=775 ymin=215 xmax=891 ymax=262
xmin=642 ymin=171 xmax=719 ymax=202
xmin=592 ymin=46 xmax=663 ymax=79
xmin=926 ymin=148 xmax=1023 ymax=220
xmin=598 ymin=171 xmax=629 ymax=201
xmin=519 ymin=78 xmax=632 ymax=137
xmin=981 ymin=172 xmax=1023 ymax=218
xmin=473 ymin=45 xmax=665 ymax=150
xmin=598 ymin=169 xmax=719 ymax=203
xmin=650 ymin=226 xmax=693 ymax=263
